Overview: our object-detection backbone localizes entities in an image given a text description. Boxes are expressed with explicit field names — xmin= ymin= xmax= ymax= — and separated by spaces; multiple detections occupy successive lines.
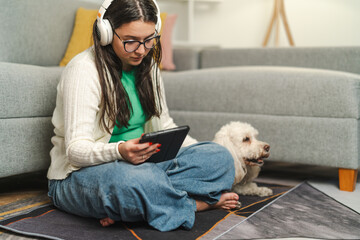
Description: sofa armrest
xmin=172 ymin=48 xmax=200 ymax=71
xmin=172 ymin=45 xmax=221 ymax=71
xmin=200 ymin=47 xmax=360 ymax=75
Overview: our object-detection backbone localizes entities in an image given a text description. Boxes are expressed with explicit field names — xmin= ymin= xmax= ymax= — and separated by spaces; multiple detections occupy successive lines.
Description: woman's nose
xmin=135 ymin=43 xmax=146 ymax=54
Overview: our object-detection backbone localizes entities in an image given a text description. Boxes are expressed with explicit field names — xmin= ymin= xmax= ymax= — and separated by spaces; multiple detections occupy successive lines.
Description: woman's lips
xmin=131 ymin=56 xmax=143 ymax=61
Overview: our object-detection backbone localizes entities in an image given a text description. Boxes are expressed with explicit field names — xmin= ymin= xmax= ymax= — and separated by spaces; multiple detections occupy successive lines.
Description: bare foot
xmin=214 ymin=192 xmax=240 ymax=210
xmin=196 ymin=192 xmax=240 ymax=212
xmin=100 ymin=217 xmax=115 ymax=227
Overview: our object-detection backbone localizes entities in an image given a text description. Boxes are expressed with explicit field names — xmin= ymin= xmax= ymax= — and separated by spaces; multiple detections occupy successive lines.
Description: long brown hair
xmin=92 ymin=0 xmax=162 ymax=133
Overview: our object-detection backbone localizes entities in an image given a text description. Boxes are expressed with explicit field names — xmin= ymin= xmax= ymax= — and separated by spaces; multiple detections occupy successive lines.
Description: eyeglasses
xmin=114 ymin=31 xmax=161 ymax=53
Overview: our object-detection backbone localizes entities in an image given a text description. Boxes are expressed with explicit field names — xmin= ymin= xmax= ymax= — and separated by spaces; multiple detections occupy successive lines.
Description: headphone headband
xmin=96 ymin=0 xmax=162 ymax=46
xmin=98 ymin=0 xmax=113 ymax=20
xmin=152 ymin=0 xmax=162 ymax=32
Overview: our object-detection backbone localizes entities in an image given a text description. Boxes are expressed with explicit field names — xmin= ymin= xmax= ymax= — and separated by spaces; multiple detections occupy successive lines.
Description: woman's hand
xmin=118 ymin=137 xmax=160 ymax=164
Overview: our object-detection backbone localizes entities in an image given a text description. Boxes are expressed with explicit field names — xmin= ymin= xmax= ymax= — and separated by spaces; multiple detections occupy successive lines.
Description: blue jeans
xmin=48 ymin=142 xmax=235 ymax=232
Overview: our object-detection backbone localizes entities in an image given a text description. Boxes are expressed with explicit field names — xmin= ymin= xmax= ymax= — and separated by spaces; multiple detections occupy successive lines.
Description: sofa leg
xmin=338 ymin=168 xmax=358 ymax=192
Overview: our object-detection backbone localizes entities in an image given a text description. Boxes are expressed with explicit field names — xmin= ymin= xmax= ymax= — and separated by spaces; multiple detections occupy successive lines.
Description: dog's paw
xmin=232 ymin=182 xmax=273 ymax=197
xmin=257 ymin=187 xmax=273 ymax=197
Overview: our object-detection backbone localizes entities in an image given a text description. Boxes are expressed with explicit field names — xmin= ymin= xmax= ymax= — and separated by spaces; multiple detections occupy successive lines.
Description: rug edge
xmin=211 ymin=181 xmax=306 ymax=240
xmin=307 ymin=182 xmax=360 ymax=215
xmin=0 ymin=224 xmax=62 ymax=240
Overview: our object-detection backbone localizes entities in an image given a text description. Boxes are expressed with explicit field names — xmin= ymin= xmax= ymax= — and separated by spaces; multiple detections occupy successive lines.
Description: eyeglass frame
xmin=113 ymin=31 xmax=161 ymax=53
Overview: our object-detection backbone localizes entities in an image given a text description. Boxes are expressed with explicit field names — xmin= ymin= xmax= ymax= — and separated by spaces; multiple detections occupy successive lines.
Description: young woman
xmin=47 ymin=0 xmax=238 ymax=232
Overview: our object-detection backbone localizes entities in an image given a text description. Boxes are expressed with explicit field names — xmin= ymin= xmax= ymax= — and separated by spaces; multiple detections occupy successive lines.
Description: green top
xmin=109 ymin=68 xmax=146 ymax=142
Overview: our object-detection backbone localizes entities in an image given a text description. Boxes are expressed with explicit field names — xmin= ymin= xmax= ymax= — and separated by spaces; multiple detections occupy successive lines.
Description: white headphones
xmin=96 ymin=0 xmax=162 ymax=46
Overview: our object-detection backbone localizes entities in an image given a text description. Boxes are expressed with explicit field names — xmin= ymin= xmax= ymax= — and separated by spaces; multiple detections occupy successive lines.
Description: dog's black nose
xmin=264 ymin=144 xmax=270 ymax=152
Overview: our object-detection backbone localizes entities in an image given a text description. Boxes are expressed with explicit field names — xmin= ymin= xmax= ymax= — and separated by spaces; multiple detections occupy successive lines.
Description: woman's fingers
xmin=137 ymin=143 xmax=161 ymax=159
xmin=118 ymin=137 xmax=161 ymax=164
xmin=140 ymin=144 xmax=161 ymax=160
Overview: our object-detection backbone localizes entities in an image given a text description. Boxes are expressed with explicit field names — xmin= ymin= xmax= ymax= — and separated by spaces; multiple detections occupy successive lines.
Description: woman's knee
xmin=211 ymin=142 xmax=234 ymax=170
xmin=199 ymin=142 xmax=234 ymax=166
xmin=184 ymin=142 xmax=234 ymax=174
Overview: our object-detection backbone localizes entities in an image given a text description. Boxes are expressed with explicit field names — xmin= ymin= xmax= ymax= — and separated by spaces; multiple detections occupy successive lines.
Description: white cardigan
xmin=47 ymin=47 xmax=197 ymax=180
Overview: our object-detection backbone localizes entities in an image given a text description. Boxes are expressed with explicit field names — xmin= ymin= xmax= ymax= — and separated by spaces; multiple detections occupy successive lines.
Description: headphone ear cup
xmin=96 ymin=19 xmax=113 ymax=46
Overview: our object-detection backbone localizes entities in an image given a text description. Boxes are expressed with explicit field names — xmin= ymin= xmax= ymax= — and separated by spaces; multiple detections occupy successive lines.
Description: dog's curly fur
xmin=213 ymin=121 xmax=273 ymax=197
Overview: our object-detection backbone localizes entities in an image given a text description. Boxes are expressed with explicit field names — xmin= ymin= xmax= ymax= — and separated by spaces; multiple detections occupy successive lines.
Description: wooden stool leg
xmin=338 ymin=168 xmax=358 ymax=192
xmin=279 ymin=0 xmax=295 ymax=46
xmin=263 ymin=0 xmax=279 ymax=47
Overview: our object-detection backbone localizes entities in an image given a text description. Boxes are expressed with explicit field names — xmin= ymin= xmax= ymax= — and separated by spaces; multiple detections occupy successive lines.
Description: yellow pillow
xmin=159 ymin=12 xmax=167 ymax=70
xmin=59 ymin=8 xmax=98 ymax=66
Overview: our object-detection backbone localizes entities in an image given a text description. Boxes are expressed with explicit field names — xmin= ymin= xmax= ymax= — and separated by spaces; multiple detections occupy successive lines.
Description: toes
xmin=228 ymin=199 xmax=242 ymax=209
xmin=100 ymin=221 xmax=108 ymax=227
xmin=224 ymin=200 xmax=240 ymax=209
xmin=229 ymin=203 xmax=238 ymax=208
xmin=100 ymin=220 xmax=107 ymax=227
xmin=216 ymin=192 xmax=241 ymax=210
xmin=234 ymin=194 xmax=239 ymax=200
xmin=100 ymin=218 xmax=115 ymax=227
xmin=225 ymin=200 xmax=239 ymax=205
xmin=224 ymin=192 xmax=239 ymax=201
xmin=229 ymin=193 xmax=239 ymax=201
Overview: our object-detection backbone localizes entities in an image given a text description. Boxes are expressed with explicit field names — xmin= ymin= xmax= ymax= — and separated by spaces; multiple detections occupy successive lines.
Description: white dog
xmin=213 ymin=121 xmax=273 ymax=197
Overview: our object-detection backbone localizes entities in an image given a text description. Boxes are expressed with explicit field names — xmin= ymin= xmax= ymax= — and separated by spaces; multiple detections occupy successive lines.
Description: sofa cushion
xmin=168 ymin=111 xmax=359 ymax=169
xmin=0 ymin=0 xmax=99 ymax=66
xmin=162 ymin=66 xmax=360 ymax=119
xmin=0 ymin=62 xmax=62 ymax=118
xmin=0 ymin=117 xmax=53 ymax=178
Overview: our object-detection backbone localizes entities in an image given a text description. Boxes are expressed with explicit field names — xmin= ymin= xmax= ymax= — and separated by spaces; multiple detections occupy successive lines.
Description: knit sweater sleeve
xmin=62 ymin=58 xmax=122 ymax=168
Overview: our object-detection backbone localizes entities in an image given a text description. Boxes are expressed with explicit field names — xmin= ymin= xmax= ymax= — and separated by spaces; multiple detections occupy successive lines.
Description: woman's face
xmin=112 ymin=20 xmax=156 ymax=71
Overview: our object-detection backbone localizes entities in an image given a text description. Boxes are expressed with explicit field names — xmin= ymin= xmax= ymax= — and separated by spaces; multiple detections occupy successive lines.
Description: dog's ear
xmin=214 ymin=133 xmax=247 ymax=184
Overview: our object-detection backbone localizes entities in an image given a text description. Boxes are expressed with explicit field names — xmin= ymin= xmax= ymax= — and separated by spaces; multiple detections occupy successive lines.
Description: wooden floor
xmin=0 ymin=171 xmax=49 ymax=240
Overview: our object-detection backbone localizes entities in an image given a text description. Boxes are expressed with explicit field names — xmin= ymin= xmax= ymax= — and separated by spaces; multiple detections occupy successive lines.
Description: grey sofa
xmin=1 ymin=0 xmax=359 ymax=192
xmin=163 ymin=47 xmax=360 ymax=192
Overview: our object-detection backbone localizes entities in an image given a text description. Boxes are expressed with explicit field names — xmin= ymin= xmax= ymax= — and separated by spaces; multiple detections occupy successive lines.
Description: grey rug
xmin=0 ymin=182 xmax=291 ymax=240
xmin=210 ymin=182 xmax=360 ymax=239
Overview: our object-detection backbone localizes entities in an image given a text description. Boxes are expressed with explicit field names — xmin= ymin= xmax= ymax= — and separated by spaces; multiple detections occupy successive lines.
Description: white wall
xmin=158 ymin=0 xmax=360 ymax=48
xmin=87 ymin=0 xmax=360 ymax=48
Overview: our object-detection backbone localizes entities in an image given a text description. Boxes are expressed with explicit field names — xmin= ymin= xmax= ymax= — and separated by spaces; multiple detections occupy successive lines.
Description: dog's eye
xmin=243 ymin=137 xmax=250 ymax=142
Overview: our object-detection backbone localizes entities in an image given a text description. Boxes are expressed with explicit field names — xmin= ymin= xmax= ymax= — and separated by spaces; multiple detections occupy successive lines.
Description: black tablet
xmin=139 ymin=125 xmax=190 ymax=163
